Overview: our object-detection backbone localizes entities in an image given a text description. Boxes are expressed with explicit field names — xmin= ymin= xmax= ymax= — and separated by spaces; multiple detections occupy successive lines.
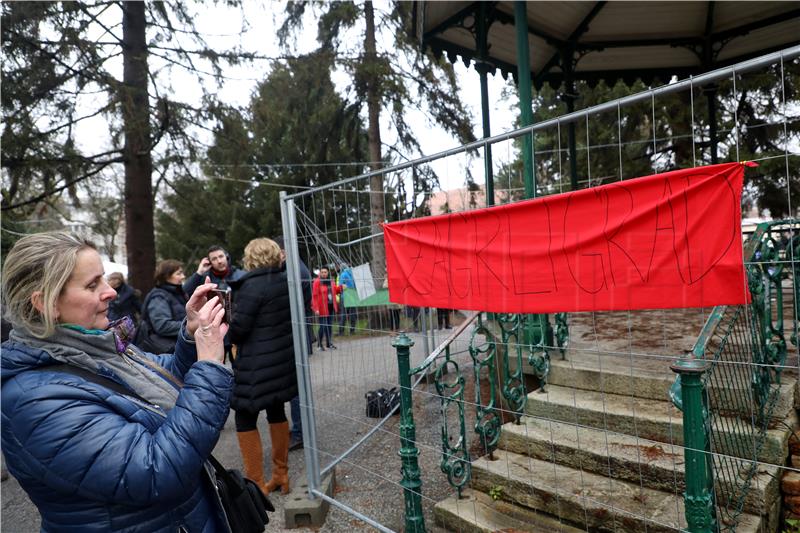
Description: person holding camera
xmin=184 ymin=245 xmax=245 ymax=361
xmin=183 ymin=245 xmax=245 ymax=296
xmin=137 ymin=260 xmax=188 ymax=354
xmin=1 ymin=231 xmax=232 ymax=532
xmin=228 ymin=238 xmax=305 ymax=495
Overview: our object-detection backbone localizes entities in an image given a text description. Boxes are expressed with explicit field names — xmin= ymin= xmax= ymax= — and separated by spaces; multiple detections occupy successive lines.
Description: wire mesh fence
xmin=280 ymin=46 xmax=799 ymax=532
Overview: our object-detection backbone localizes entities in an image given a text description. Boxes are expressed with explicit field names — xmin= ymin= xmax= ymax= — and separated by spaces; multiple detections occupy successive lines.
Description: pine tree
xmin=157 ymin=51 xmax=370 ymax=270
xmin=278 ymin=0 xmax=476 ymax=287
xmin=1 ymin=1 xmax=253 ymax=290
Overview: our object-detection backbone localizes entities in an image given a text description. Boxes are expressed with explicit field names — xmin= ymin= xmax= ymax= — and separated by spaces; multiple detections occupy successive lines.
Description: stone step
xmin=434 ymin=488 xmax=584 ymax=533
xmin=547 ymin=355 xmax=675 ymax=401
xmin=470 ymin=449 xmax=764 ymax=533
xmin=547 ymin=356 xmax=798 ymax=422
xmin=498 ymin=416 xmax=781 ymax=516
xmin=524 ymin=385 xmax=791 ymax=465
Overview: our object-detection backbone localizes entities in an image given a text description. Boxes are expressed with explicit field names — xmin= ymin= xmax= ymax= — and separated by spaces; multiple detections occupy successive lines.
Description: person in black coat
xmin=228 ymin=238 xmax=305 ymax=496
xmin=107 ymin=272 xmax=142 ymax=323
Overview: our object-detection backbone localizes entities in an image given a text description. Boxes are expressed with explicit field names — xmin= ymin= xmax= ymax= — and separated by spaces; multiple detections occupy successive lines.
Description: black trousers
xmin=234 ymin=402 xmax=287 ymax=432
xmin=437 ymin=308 xmax=451 ymax=329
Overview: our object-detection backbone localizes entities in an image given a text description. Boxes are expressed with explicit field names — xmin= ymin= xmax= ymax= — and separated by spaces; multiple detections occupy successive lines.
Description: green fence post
xmin=394 ymin=332 xmax=426 ymax=533
xmin=671 ymin=357 xmax=715 ymax=533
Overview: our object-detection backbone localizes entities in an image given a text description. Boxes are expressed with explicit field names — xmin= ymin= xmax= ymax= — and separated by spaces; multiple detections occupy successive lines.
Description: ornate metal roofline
xmin=415 ymin=1 xmax=800 ymax=89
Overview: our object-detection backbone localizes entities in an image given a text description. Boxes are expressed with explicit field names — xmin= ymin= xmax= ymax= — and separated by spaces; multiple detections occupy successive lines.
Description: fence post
xmin=394 ymin=332 xmax=426 ymax=533
xmin=671 ymin=358 xmax=715 ymax=533
xmin=280 ymin=192 xmax=321 ymax=494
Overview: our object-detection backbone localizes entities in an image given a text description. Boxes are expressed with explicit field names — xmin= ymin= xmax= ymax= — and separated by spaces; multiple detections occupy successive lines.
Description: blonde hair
xmin=2 ymin=232 xmax=95 ymax=338
xmin=243 ymin=238 xmax=281 ymax=270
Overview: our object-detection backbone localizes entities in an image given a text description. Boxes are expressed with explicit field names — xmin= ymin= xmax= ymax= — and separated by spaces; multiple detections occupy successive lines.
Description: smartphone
xmin=210 ymin=288 xmax=232 ymax=324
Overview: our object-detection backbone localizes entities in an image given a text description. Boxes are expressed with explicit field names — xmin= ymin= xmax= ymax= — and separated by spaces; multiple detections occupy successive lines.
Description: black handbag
xmin=209 ymin=455 xmax=274 ymax=533
xmin=34 ymin=364 xmax=273 ymax=532
xmin=365 ymin=387 xmax=400 ymax=418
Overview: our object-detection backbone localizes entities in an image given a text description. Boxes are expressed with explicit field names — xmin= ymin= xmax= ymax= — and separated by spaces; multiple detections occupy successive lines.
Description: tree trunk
xmin=122 ymin=2 xmax=155 ymax=294
xmin=364 ymin=1 xmax=386 ymax=290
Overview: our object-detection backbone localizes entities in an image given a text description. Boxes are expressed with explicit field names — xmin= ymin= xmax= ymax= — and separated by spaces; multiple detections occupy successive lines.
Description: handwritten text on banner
xmin=384 ymin=162 xmax=751 ymax=313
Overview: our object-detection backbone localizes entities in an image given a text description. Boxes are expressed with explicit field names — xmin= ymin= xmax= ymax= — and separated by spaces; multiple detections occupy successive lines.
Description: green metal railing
xmin=395 ymin=307 xmax=570 ymax=530
xmin=672 ymin=358 xmax=716 ymax=533
xmin=672 ymin=219 xmax=798 ymax=531
xmin=469 ymin=315 xmax=502 ymax=456
xmin=394 ymin=333 xmax=426 ymax=533
xmin=792 ymin=231 xmax=800 ymax=347
xmin=394 ymin=314 xmax=481 ymax=532
xmin=497 ymin=314 xmax=528 ymax=421
xmin=396 ymin=221 xmax=796 ymax=532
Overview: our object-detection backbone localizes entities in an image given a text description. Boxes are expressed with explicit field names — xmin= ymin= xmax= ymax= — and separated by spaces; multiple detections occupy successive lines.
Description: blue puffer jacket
xmin=1 ymin=333 xmax=234 ymax=533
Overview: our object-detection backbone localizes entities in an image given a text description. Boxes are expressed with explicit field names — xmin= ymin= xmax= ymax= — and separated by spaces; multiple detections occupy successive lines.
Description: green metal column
xmin=395 ymin=332 xmax=426 ymax=533
xmin=705 ymin=85 xmax=719 ymax=164
xmin=514 ymin=1 xmax=552 ymax=359
xmin=564 ymin=81 xmax=579 ymax=191
xmin=476 ymin=2 xmax=494 ymax=207
xmin=671 ymin=358 xmax=716 ymax=532
xmin=513 ymin=1 xmax=535 ymax=199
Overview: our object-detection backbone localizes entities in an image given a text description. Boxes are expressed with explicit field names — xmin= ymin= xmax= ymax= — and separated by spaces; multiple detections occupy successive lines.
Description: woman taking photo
xmin=228 ymin=238 xmax=303 ymax=495
xmin=138 ymin=259 xmax=187 ymax=353
xmin=1 ymin=232 xmax=232 ymax=532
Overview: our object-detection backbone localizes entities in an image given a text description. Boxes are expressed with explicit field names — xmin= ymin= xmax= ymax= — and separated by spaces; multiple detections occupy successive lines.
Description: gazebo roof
xmin=413 ymin=1 xmax=800 ymax=88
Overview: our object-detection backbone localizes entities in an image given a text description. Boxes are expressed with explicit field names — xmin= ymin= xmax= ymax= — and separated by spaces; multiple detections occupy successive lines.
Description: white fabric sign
xmin=351 ymin=263 xmax=376 ymax=300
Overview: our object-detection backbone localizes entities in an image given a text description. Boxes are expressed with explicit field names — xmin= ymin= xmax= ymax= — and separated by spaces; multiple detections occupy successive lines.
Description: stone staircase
xmin=434 ymin=349 xmax=796 ymax=532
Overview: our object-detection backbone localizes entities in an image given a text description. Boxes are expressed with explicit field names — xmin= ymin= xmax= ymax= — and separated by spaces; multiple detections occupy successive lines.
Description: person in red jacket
xmin=311 ymin=267 xmax=342 ymax=351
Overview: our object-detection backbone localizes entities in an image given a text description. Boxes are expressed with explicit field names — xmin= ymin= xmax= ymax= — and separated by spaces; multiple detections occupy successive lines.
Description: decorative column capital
xmin=670 ymin=357 xmax=711 ymax=375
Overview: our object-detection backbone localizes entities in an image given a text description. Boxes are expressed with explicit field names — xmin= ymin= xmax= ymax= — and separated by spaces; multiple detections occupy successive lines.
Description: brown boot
xmin=236 ymin=429 xmax=269 ymax=495
xmin=264 ymin=421 xmax=291 ymax=494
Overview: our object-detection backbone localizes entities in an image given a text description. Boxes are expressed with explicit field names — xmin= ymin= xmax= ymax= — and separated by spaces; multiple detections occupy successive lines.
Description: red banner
xmin=384 ymin=162 xmax=751 ymax=313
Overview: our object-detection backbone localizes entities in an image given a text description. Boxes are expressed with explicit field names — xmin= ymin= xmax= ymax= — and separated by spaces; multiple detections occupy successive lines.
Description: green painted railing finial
xmin=671 ymin=357 xmax=716 ymax=533
xmin=394 ymin=332 xmax=426 ymax=533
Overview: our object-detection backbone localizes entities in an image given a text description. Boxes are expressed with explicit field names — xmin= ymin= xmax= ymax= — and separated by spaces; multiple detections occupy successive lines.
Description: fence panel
xmin=281 ymin=47 xmax=799 ymax=532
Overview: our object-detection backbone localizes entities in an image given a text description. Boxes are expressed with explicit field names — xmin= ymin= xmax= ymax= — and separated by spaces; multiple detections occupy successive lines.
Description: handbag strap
xmin=206 ymin=454 xmax=238 ymax=487
xmin=32 ymin=363 xmax=234 ymax=484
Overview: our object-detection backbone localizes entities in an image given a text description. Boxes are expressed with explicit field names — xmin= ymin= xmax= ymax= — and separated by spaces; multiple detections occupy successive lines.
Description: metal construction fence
xmin=280 ymin=46 xmax=799 ymax=532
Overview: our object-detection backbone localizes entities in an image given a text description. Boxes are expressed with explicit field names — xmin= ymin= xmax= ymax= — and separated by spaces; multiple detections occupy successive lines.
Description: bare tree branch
xmin=2 ymin=156 xmax=124 ymax=211
xmin=147 ymin=45 xmax=300 ymax=62
xmin=31 ymin=102 xmax=117 ymax=138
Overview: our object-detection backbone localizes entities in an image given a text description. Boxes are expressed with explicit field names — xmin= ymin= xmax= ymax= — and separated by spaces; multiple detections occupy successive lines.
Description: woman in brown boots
xmin=228 ymin=238 xmax=307 ymax=495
